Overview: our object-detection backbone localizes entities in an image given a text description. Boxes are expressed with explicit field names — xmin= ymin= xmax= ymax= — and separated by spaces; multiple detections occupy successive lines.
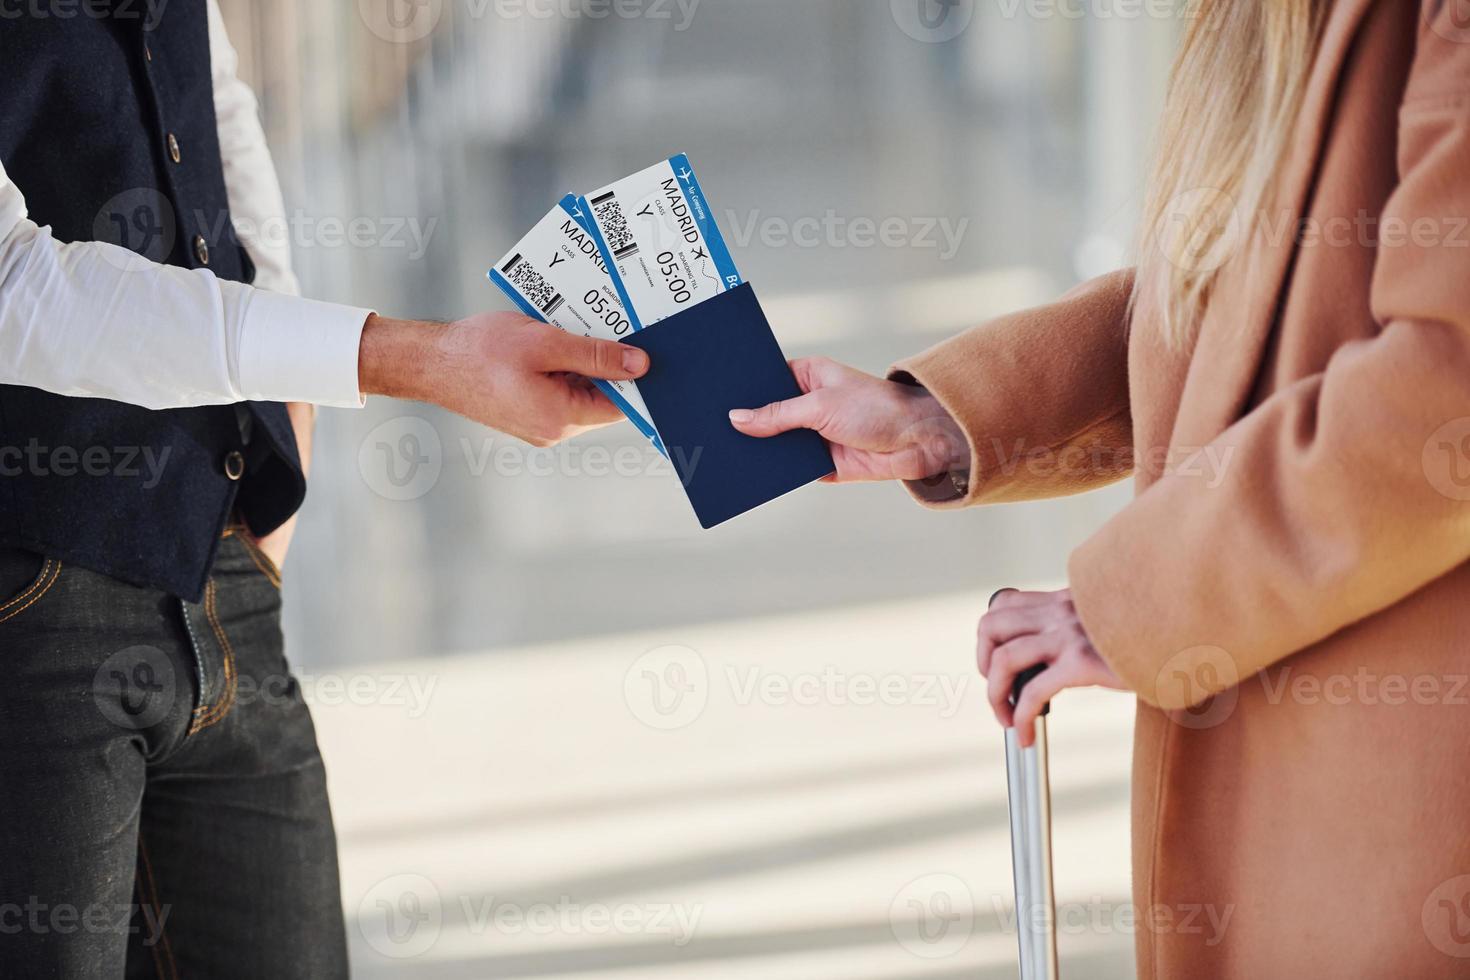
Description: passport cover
xmin=621 ymin=283 xmax=835 ymax=528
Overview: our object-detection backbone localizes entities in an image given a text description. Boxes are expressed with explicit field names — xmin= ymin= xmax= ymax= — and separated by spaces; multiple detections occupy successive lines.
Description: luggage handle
xmin=992 ymin=589 xmax=1060 ymax=980
xmin=1012 ymin=663 xmax=1052 ymax=717
xmin=993 ymin=588 xmax=1048 ymax=719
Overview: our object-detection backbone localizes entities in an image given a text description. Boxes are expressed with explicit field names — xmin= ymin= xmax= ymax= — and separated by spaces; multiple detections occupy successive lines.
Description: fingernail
xmin=728 ymin=409 xmax=754 ymax=424
xmin=622 ymin=349 xmax=649 ymax=374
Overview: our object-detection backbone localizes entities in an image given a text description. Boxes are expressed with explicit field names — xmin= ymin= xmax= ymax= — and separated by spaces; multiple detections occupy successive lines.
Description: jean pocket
xmin=225 ymin=528 xmax=282 ymax=591
xmin=0 ymin=548 xmax=63 ymax=627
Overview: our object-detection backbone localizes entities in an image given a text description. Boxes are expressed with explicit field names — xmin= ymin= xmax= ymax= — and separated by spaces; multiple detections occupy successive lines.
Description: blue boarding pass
xmin=488 ymin=196 xmax=664 ymax=453
xmin=578 ymin=154 xmax=743 ymax=331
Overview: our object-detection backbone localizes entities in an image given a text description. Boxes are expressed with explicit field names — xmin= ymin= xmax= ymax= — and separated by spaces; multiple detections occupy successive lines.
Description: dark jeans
xmin=0 ymin=529 xmax=348 ymax=979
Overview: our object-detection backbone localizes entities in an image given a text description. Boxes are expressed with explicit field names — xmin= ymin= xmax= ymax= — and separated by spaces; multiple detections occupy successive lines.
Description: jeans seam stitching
xmin=137 ymin=836 xmax=179 ymax=980
xmin=190 ymin=581 xmax=237 ymax=731
xmin=185 ymin=586 xmax=222 ymax=734
xmin=177 ymin=598 xmax=209 ymax=729
xmin=236 ymin=532 xmax=282 ymax=589
xmin=131 ymin=869 xmax=164 ymax=980
xmin=0 ymin=558 xmax=47 ymax=613
xmin=0 ymin=559 xmax=61 ymax=624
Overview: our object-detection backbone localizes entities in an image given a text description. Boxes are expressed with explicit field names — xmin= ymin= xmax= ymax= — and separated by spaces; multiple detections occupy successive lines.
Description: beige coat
xmin=894 ymin=1 xmax=1470 ymax=975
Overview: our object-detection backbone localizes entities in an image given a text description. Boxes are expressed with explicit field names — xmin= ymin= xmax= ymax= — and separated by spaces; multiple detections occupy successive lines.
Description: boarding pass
xmin=488 ymin=196 xmax=663 ymax=450
xmin=579 ymin=154 xmax=743 ymax=331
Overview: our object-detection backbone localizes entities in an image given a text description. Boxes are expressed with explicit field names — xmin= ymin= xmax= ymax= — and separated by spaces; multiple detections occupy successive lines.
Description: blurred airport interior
xmin=215 ymin=1 xmax=1181 ymax=976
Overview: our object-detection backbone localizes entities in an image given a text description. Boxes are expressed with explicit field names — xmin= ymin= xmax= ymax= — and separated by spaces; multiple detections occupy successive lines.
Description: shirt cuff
xmin=236 ymin=289 xmax=372 ymax=407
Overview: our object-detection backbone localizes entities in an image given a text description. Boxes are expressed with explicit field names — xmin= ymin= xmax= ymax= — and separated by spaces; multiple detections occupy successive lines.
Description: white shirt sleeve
xmin=0 ymin=8 xmax=372 ymax=410
xmin=208 ymin=0 xmax=301 ymax=298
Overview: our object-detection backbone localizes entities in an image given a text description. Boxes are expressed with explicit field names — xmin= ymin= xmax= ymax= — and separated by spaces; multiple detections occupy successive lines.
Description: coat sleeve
xmin=1069 ymin=11 xmax=1470 ymax=710
xmin=887 ymin=268 xmax=1135 ymax=506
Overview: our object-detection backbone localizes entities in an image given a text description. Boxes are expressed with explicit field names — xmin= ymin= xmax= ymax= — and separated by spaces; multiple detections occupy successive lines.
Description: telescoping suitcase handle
xmin=992 ymin=589 xmax=1060 ymax=980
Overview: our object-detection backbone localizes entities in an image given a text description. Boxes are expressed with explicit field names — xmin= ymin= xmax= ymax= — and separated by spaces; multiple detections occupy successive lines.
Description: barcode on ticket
xmin=500 ymin=253 xmax=564 ymax=316
xmin=579 ymin=155 xmax=742 ymax=332
xmin=588 ymin=191 xmax=638 ymax=259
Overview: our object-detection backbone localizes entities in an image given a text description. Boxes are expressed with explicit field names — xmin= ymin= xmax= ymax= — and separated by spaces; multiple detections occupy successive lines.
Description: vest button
xmin=223 ymin=451 xmax=245 ymax=481
xmin=167 ymin=133 xmax=181 ymax=164
xmin=193 ymin=235 xmax=210 ymax=266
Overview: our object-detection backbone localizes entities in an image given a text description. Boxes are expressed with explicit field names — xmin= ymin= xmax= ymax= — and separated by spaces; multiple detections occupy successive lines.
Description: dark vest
xmin=0 ymin=1 xmax=305 ymax=601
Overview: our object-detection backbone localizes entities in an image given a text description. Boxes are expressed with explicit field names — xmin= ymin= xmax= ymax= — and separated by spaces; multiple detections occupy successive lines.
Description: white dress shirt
xmin=0 ymin=0 xmax=371 ymax=410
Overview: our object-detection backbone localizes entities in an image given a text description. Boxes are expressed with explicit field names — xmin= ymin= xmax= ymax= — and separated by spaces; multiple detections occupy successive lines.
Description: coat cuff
xmin=887 ymin=364 xmax=979 ymax=508
xmin=1067 ymin=503 xmax=1239 ymax=712
xmin=885 ymin=270 xmax=1136 ymax=511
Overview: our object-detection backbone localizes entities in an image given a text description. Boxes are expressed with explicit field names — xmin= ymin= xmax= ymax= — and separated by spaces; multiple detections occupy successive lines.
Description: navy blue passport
xmin=622 ymin=283 xmax=835 ymax=529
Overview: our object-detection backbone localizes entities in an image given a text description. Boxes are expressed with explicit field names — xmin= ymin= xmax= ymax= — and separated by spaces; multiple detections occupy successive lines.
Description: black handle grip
xmin=988 ymin=588 xmax=1051 ymax=717
xmin=1011 ymin=664 xmax=1051 ymax=717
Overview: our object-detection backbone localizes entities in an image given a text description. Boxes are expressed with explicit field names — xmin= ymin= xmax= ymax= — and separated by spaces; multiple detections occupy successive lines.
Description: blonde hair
xmin=1137 ymin=1 xmax=1326 ymax=345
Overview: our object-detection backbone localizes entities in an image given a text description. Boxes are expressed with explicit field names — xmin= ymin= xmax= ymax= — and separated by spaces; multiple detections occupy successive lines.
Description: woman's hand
xmin=977 ymin=588 xmax=1127 ymax=746
xmin=728 ymin=357 xmax=969 ymax=482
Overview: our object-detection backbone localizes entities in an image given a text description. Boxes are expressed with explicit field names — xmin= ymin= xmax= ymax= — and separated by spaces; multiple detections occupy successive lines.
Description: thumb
xmin=541 ymin=331 xmax=649 ymax=380
xmin=729 ymin=392 xmax=826 ymax=438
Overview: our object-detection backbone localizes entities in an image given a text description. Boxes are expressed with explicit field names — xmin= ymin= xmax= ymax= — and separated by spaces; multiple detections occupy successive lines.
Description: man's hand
xmin=728 ymin=357 xmax=968 ymax=482
xmin=358 ymin=311 xmax=650 ymax=447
